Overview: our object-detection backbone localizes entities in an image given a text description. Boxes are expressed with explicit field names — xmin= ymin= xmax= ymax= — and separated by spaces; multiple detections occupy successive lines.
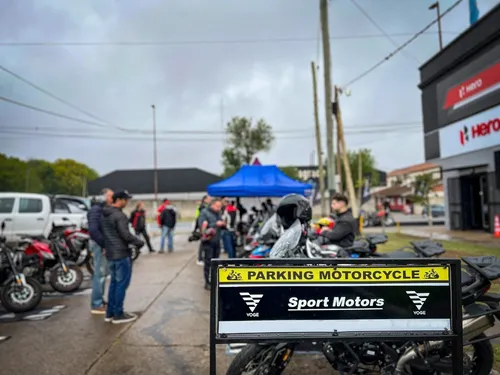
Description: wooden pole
xmin=358 ymin=150 xmax=363 ymax=207
xmin=311 ymin=61 xmax=327 ymax=216
xmin=334 ymin=86 xmax=359 ymax=218
xmin=320 ymin=0 xmax=336 ymax=205
xmin=337 ymin=132 xmax=342 ymax=192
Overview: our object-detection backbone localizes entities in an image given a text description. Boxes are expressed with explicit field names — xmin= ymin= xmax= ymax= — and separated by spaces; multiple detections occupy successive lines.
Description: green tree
xmin=408 ymin=173 xmax=440 ymax=229
xmin=0 ymin=153 xmax=98 ymax=195
xmin=280 ymin=166 xmax=300 ymax=180
xmin=51 ymin=159 xmax=99 ymax=196
xmin=221 ymin=117 xmax=275 ymax=177
xmin=337 ymin=149 xmax=379 ymax=192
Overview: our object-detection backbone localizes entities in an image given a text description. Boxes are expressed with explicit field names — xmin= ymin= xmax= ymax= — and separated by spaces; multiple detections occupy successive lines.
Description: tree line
xmin=220 ymin=116 xmax=379 ymax=189
xmin=0 ymin=153 xmax=99 ymax=196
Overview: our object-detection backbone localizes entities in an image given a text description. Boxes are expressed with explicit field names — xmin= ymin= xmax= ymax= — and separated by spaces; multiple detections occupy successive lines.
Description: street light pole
xmin=151 ymin=104 xmax=158 ymax=205
xmin=429 ymin=2 xmax=443 ymax=50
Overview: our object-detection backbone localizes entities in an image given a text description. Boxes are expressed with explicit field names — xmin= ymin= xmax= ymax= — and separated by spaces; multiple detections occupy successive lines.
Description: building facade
xmin=419 ymin=3 xmax=500 ymax=233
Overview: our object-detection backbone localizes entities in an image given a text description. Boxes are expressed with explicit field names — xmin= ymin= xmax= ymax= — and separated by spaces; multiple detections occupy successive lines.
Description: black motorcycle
xmin=226 ymin=220 xmax=499 ymax=375
xmin=0 ymin=221 xmax=43 ymax=313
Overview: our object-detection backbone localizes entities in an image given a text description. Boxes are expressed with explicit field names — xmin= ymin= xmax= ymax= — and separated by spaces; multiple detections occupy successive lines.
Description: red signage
xmin=444 ymin=61 xmax=500 ymax=110
xmin=459 ymin=117 xmax=500 ymax=146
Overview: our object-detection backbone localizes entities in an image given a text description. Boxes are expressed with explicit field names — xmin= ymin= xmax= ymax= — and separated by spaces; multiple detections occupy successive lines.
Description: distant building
xmin=87 ymin=168 xmax=222 ymax=218
xmin=373 ymin=162 xmax=444 ymax=213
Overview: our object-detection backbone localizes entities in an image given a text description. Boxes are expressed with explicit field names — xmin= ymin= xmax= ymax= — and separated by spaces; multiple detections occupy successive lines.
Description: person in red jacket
xmin=129 ymin=201 xmax=155 ymax=253
xmin=157 ymin=199 xmax=170 ymax=227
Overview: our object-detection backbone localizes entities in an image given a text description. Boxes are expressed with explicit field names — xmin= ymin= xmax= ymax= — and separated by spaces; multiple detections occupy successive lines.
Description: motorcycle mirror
xmin=1 ymin=221 xmax=5 ymax=231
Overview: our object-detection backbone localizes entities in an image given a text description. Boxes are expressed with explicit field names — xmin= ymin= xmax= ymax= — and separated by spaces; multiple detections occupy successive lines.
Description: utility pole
xmin=429 ymin=2 xmax=443 ymax=50
xmin=358 ymin=150 xmax=363 ymax=208
xmin=151 ymin=104 xmax=159 ymax=206
xmin=337 ymin=133 xmax=342 ymax=192
xmin=334 ymin=85 xmax=359 ymax=218
xmin=320 ymin=0 xmax=337 ymax=207
xmin=311 ymin=61 xmax=327 ymax=216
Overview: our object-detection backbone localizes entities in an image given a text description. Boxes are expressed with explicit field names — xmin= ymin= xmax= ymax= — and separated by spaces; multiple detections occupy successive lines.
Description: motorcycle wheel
xmin=85 ymin=252 xmax=95 ymax=275
xmin=0 ymin=277 xmax=43 ymax=313
xmin=226 ymin=344 xmax=293 ymax=375
xmin=49 ymin=264 xmax=83 ymax=293
xmin=411 ymin=333 xmax=493 ymax=375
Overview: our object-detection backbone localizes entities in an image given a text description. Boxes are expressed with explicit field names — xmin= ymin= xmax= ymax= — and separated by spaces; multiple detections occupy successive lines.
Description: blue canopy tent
xmin=207 ymin=165 xmax=313 ymax=197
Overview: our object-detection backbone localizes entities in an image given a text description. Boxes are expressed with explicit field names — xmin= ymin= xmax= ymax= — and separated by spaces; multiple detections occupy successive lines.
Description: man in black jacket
xmin=88 ymin=188 xmax=113 ymax=315
xmin=320 ymin=193 xmax=358 ymax=248
xmin=101 ymin=190 xmax=144 ymax=324
xmin=159 ymin=201 xmax=177 ymax=253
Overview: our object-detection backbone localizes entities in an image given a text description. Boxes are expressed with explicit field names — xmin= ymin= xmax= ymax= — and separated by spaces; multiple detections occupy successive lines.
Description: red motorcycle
xmin=61 ymin=225 xmax=93 ymax=274
xmin=19 ymin=227 xmax=84 ymax=293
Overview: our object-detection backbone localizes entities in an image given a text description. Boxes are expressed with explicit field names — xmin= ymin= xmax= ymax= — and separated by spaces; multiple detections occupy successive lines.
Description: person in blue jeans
xmin=87 ymin=188 xmax=113 ymax=315
xmin=221 ymin=198 xmax=236 ymax=258
xmin=159 ymin=201 xmax=177 ymax=253
xmin=101 ymin=190 xmax=144 ymax=324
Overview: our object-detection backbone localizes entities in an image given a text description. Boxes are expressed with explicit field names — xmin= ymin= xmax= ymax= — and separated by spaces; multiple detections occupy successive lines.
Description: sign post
xmin=209 ymin=258 xmax=462 ymax=374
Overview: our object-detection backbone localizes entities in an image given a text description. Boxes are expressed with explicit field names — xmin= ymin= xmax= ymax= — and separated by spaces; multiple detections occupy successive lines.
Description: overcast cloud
xmin=1 ymin=0 xmax=499 ymax=175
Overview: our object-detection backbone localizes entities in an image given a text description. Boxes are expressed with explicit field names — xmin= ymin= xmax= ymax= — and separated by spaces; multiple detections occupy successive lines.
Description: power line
xmin=341 ymin=0 xmax=465 ymax=89
xmin=0 ymin=122 xmax=422 ymax=135
xmin=0 ymin=63 xmax=125 ymax=129
xmin=349 ymin=0 xmax=421 ymax=65
xmin=0 ymin=126 xmax=421 ymax=140
xmin=0 ymin=32 xmax=460 ymax=47
xmin=0 ymin=95 xmax=139 ymax=132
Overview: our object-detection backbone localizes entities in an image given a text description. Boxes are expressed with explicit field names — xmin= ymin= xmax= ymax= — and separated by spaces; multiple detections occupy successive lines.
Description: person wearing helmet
xmin=276 ymin=194 xmax=313 ymax=229
xmin=319 ymin=193 xmax=357 ymax=247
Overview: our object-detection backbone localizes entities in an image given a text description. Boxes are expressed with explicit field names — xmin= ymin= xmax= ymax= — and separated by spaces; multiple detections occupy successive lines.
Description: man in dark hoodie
xmin=88 ymin=188 xmax=113 ymax=315
xmin=319 ymin=193 xmax=358 ymax=248
xmin=101 ymin=190 xmax=144 ymax=324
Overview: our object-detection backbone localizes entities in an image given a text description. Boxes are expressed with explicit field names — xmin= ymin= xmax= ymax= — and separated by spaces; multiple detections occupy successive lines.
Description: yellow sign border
xmin=218 ymin=265 xmax=449 ymax=283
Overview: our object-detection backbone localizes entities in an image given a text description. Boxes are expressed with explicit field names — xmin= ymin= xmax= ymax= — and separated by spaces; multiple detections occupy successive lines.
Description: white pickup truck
xmin=0 ymin=193 xmax=89 ymax=243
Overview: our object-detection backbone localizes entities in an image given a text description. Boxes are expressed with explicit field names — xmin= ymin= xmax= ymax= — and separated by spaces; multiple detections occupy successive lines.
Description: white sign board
xmin=439 ymin=104 xmax=500 ymax=159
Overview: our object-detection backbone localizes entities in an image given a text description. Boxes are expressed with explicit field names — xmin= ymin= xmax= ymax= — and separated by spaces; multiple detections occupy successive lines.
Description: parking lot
xmin=0 ymin=234 xmax=335 ymax=375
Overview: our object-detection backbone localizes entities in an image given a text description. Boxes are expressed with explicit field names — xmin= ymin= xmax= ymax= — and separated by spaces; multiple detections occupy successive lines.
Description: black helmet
xmin=276 ymin=194 xmax=312 ymax=229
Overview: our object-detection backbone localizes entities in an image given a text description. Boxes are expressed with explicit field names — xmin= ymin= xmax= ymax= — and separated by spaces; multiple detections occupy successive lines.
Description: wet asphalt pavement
xmin=0 ymin=235 xmax=334 ymax=375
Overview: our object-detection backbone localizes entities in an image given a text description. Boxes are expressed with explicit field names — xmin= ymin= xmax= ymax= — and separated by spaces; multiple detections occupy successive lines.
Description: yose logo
xmin=406 ymin=291 xmax=430 ymax=316
xmin=240 ymin=292 xmax=263 ymax=318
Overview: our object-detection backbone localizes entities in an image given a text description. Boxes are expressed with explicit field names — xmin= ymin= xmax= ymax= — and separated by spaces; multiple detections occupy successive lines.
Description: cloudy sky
xmin=1 ymin=0 xmax=499 ymax=176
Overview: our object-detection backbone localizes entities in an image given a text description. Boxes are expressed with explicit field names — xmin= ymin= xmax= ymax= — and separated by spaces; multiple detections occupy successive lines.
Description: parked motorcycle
xmin=0 ymin=221 xmax=43 ymax=313
xmin=18 ymin=227 xmax=84 ymax=293
xmin=226 ymin=219 xmax=499 ymax=375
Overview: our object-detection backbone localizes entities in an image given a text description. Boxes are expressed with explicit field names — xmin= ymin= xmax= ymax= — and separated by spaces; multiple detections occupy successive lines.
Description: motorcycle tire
xmin=0 ymin=277 xmax=43 ymax=313
xmin=49 ymin=264 xmax=84 ymax=293
xmin=85 ymin=252 xmax=95 ymax=275
xmin=226 ymin=344 xmax=292 ymax=375
xmin=411 ymin=333 xmax=493 ymax=375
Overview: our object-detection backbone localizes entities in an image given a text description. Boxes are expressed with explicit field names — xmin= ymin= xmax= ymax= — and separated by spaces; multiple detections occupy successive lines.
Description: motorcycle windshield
xmin=270 ymin=219 xmax=302 ymax=259
xmin=258 ymin=213 xmax=280 ymax=238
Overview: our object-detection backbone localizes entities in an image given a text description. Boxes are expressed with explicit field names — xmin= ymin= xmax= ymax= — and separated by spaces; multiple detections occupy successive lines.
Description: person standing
xmin=129 ymin=201 xmax=156 ymax=253
xmin=195 ymin=195 xmax=211 ymax=266
xmin=156 ymin=198 xmax=169 ymax=228
xmin=88 ymin=188 xmax=113 ymax=315
xmin=221 ymin=198 xmax=236 ymax=258
xmin=101 ymin=190 xmax=144 ymax=324
xmin=199 ymin=199 xmax=225 ymax=290
xmin=159 ymin=200 xmax=177 ymax=253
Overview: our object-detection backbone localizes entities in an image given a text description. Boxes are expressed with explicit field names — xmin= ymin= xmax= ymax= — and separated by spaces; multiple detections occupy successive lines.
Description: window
xmin=18 ymin=198 xmax=43 ymax=214
xmin=0 ymin=198 xmax=15 ymax=214
xmin=53 ymin=201 xmax=71 ymax=214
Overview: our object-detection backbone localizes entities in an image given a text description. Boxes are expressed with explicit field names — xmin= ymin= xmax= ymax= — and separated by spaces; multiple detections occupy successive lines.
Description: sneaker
xmin=112 ymin=312 xmax=138 ymax=324
xmin=104 ymin=316 xmax=113 ymax=323
xmin=91 ymin=306 xmax=107 ymax=315
xmin=196 ymin=260 xmax=204 ymax=266
xmin=149 ymin=249 xmax=156 ymax=253
xmin=159 ymin=250 xmax=165 ymax=254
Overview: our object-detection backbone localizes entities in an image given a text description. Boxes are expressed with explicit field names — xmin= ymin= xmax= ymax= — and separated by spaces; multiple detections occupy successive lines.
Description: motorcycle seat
xmin=18 ymin=234 xmax=46 ymax=241
xmin=387 ymin=250 xmax=419 ymax=258
xmin=463 ymin=256 xmax=500 ymax=280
